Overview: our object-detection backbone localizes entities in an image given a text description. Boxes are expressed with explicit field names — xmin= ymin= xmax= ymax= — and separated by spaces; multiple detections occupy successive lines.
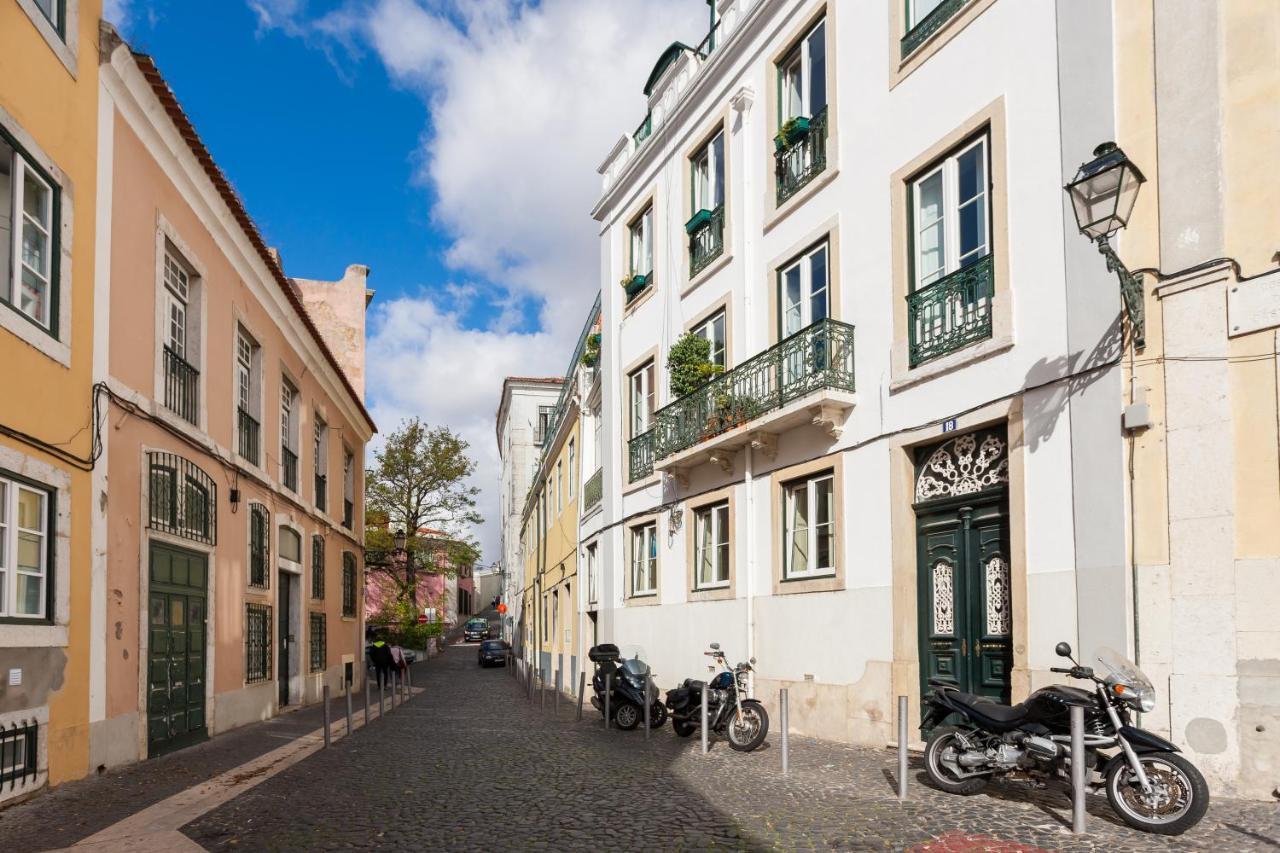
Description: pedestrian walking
xmin=369 ymin=638 xmax=395 ymax=689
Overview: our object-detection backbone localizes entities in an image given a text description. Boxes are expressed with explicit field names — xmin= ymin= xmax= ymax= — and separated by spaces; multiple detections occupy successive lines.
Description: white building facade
xmin=591 ymin=0 xmax=1139 ymax=776
xmin=495 ymin=377 xmax=563 ymax=646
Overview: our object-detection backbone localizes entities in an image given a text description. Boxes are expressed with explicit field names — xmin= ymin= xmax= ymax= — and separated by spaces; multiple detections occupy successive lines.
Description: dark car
xmin=463 ymin=618 xmax=491 ymax=642
xmin=478 ymin=639 xmax=510 ymax=667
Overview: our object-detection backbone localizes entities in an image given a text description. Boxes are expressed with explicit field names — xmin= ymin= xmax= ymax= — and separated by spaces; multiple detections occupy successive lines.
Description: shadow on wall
xmin=1020 ymin=316 xmax=1124 ymax=453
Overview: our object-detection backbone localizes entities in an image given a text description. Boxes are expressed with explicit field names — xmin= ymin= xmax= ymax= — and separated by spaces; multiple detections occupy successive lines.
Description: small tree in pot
xmin=667 ymin=332 xmax=722 ymax=398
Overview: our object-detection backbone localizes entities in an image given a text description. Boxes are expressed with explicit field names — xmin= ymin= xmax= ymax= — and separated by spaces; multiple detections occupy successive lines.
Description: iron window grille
xmin=907 ymin=255 xmax=994 ymax=367
xmin=688 ymin=205 xmax=725 ymax=278
xmin=343 ymin=499 xmax=353 ymax=530
xmin=775 ymin=107 xmax=829 ymax=206
xmin=281 ymin=446 xmax=298 ymax=492
xmin=309 ymin=612 xmax=327 ymax=673
xmin=162 ymin=346 xmax=200 ymax=425
xmin=147 ymin=451 xmax=216 ymax=545
xmin=237 ymin=408 xmax=260 ymax=467
xmin=245 ymin=602 xmax=272 ymax=683
xmin=341 ymin=553 xmax=356 ymax=617
xmin=0 ymin=719 xmax=38 ymax=789
xmin=901 ymin=0 xmax=972 ymax=59
xmin=314 ymin=473 xmax=327 ymax=513
xmin=311 ymin=536 xmax=325 ymax=600
xmin=249 ymin=505 xmax=269 ymax=588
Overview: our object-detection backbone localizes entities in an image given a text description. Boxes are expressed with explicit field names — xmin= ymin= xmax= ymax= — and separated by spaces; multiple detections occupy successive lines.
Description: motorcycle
xmin=587 ymin=643 xmax=666 ymax=731
xmin=920 ymin=641 xmax=1209 ymax=835
xmin=665 ymin=643 xmax=769 ymax=752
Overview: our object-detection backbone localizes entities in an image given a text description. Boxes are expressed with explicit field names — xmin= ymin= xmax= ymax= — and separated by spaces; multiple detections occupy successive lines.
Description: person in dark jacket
xmin=369 ymin=639 xmax=395 ymax=688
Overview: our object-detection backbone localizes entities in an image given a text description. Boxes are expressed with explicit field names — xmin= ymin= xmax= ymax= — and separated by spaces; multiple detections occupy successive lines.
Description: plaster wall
xmin=295 ymin=265 xmax=370 ymax=401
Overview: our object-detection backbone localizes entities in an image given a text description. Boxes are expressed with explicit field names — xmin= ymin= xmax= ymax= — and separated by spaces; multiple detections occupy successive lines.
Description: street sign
xmin=417 ymin=614 xmax=428 ymax=624
xmin=497 ymin=603 xmax=507 ymax=614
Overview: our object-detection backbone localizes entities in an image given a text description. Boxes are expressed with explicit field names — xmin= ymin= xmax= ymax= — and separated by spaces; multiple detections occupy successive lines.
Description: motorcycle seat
xmin=949 ymin=690 xmax=1027 ymax=724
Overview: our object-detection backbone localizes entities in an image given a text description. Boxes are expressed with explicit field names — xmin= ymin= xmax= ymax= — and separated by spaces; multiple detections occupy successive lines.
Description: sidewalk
xmin=0 ymin=662 xmax=427 ymax=852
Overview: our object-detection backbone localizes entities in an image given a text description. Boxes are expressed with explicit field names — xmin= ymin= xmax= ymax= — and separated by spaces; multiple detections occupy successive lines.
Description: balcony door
xmin=779 ymin=241 xmax=830 ymax=387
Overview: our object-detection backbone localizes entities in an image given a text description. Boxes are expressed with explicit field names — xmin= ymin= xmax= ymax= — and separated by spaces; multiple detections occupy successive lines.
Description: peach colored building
xmin=89 ymin=30 xmax=375 ymax=767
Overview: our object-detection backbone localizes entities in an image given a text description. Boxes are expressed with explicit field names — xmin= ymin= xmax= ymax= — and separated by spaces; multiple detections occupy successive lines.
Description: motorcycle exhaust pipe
xmin=957 ymin=753 xmax=989 ymax=768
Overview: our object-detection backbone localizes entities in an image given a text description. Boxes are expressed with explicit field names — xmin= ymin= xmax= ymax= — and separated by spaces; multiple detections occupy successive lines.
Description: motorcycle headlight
xmin=1114 ymin=682 xmax=1156 ymax=713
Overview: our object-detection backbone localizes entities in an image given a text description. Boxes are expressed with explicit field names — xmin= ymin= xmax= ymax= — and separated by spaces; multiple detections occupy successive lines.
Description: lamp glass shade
xmin=394 ymin=529 xmax=407 ymax=550
xmin=1066 ymin=143 xmax=1145 ymax=240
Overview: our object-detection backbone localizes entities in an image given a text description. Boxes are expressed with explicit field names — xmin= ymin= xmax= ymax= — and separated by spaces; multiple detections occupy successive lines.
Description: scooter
xmin=587 ymin=643 xmax=666 ymax=731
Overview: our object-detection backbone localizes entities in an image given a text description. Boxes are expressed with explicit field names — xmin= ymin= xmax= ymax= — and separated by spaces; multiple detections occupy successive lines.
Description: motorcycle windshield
xmin=1096 ymin=646 xmax=1154 ymax=691
xmin=621 ymin=657 xmax=650 ymax=678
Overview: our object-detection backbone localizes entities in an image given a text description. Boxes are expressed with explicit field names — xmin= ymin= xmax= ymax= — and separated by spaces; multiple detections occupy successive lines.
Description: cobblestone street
xmin=3 ymin=643 xmax=1278 ymax=852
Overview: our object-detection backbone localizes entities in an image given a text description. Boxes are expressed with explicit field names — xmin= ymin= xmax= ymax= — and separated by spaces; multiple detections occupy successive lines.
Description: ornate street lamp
xmin=393 ymin=528 xmax=407 ymax=551
xmin=1065 ymin=142 xmax=1148 ymax=347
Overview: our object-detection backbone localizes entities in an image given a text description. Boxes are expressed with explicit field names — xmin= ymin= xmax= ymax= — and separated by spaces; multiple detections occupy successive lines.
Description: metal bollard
xmin=406 ymin=666 xmax=412 ymax=692
xmin=576 ymin=672 xmax=586 ymax=721
xmin=644 ymin=674 xmax=652 ymax=740
xmin=345 ymin=683 xmax=353 ymax=737
xmin=781 ymin=688 xmax=790 ymax=775
xmin=700 ymin=686 xmax=709 ymax=755
xmin=541 ymin=667 xmax=547 ymax=712
xmin=604 ymin=673 xmax=612 ymax=729
xmin=1071 ymin=704 xmax=1086 ymax=835
xmin=364 ymin=678 xmax=370 ymax=725
xmin=379 ymin=678 xmax=386 ymax=717
xmin=322 ymin=685 xmax=332 ymax=748
xmin=897 ymin=695 xmax=908 ymax=799
xmin=555 ymin=670 xmax=561 ymax=716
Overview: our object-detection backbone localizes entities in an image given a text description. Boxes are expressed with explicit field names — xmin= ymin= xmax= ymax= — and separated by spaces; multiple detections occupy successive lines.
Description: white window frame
xmin=630 ymin=521 xmax=658 ymax=596
xmin=163 ymin=250 xmax=191 ymax=360
xmin=556 ymin=460 xmax=563 ymax=513
xmin=907 ymin=0 xmax=947 ymax=30
xmin=629 ymin=361 xmax=655 ymax=437
xmin=690 ymin=131 xmax=725 ymax=215
xmin=235 ymin=332 xmax=253 ymax=414
xmin=567 ymin=439 xmax=575 ymax=500
xmin=693 ymin=309 xmax=727 ymax=369
xmin=693 ymin=501 xmax=730 ymax=590
xmin=586 ymin=542 xmax=598 ymax=605
xmin=628 ymin=206 xmax=653 ymax=277
xmin=343 ymin=447 xmax=354 ymax=503
xmin=0 ymin=475 xmax=51 ymax=620
xmin=783 ymin=472 xmax=835 ymax=580
xmin=779 ymin=241 xmax=830 ymax=337
xmin=911 ymin=134 xmax=991 ymax=290
xmin=4 ymin=146 xmax=56 ymax=331
xmin=778 ymin=17 xmax=827 ymax=122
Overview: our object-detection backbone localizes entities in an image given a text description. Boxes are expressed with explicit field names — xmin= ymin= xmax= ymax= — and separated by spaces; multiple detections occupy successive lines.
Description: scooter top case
xmin=588 ymin=643 xmax=620 ymax=663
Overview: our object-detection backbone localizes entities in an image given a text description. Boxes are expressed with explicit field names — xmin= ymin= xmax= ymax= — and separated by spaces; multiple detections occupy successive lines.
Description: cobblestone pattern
xmin=182 ymin=646 xmax=1280 ymax=852
xmin=0 ymin=675 xmax=406 ymax=852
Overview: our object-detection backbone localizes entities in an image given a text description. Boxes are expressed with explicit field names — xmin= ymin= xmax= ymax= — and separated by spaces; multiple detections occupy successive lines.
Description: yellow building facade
xmin=1114 ymin=0 xmax=1280 ymax=799
xmin=0 ymin=0 xmax=101 ymax=800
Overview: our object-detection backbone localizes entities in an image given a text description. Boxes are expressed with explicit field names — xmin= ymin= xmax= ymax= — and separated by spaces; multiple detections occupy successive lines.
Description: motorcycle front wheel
xmin=614 ymin=702 xmax=641 ymax=730
xmin=726 ymin=700 xmax=769 ymax=752
xmin=923 ymin=726 xmax=989 ymax=795
xmin=672 ymin=719 xmax=697 ymax=737
xmin=1105 ymin=751 xmax=1209 ymax=835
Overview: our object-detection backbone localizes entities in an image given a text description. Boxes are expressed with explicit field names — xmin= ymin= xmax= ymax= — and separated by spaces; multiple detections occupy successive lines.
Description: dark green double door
xmin=147 ymin=542 xmax=208 ymax=757
xmin=916 ymin=496 xmax=1013 ymax=705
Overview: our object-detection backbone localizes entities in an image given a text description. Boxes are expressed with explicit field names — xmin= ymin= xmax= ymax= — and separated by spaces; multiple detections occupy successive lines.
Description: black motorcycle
xmin=587 ymin=643 xmax=666 ymax=731
xmin=920 ymin=641 xmax=1208 ymax=835
xmin=665 ymin=643 xmax=769 ymax=752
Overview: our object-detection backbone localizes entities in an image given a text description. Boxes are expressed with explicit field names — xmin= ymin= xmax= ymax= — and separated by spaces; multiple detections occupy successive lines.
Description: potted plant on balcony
xmin=667 ymin=332 xmax=723 ymax=398
xmin=581 ymin=332 xmax=601 ymax=368
xmin=621 ymin=272 xmax=650 ymax=302
xmin=707 ymin=391 xmax=753 ymax=435
xmin=774 ymin=115 xmax=811 ymax=151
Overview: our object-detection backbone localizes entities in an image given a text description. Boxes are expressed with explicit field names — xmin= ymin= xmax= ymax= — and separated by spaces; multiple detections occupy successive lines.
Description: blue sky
xmin=106 ymin=0 xmax=708 ymax=561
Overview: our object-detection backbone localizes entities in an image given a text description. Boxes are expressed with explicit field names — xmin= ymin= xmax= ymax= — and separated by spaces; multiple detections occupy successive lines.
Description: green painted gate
xmin=914 ymin=429 xmax=1013 ymax=710
xmin=147 ymin=542 xmax=208 ymax=757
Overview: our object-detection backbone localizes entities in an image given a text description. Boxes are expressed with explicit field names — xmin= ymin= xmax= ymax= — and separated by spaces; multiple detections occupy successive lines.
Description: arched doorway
xmin=914 ymin=428 xmax=1013 ymax=706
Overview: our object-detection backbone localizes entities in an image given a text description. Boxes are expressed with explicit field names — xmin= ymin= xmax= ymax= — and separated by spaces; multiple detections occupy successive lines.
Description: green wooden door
xmin=147 ymin=542 xmax=208 ymax=757
xmin=914 ymin=430 xmax=1013 ymax=711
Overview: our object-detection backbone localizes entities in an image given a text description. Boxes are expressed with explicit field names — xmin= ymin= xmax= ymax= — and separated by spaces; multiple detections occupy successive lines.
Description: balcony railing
xmin=633 ymin=112 xmax=652 ymax=147
xmin=628 ymin=319 xmax=856 ymax=480
xmin=282 ymin=446 xmax=298 ymax=492
xmin=315 ymin=473 xmax=327 ymax=512
xmin=583 ymin=468 xmax=603 ymax=512
xmin=237 ymin=408 xmax=260 ymax=467
xmin=343 ymin=498 xmax=353 ymax=530
xmin=775 ymin=107 xmax=828 ymax=206
xmin=162 ymin=346 xmax=199 ymax=425
xmin=901 ymin=0 xmax=972 ymax=59
xmin=688 ymin=205 xmax=725 ymax=278
xmin=907 ymin=254 xmax=994 ymax=367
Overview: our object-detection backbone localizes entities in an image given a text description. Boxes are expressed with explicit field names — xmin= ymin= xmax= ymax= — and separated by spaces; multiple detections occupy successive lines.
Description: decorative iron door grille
xmin=147 ymin=451 xmax=217 ymax=545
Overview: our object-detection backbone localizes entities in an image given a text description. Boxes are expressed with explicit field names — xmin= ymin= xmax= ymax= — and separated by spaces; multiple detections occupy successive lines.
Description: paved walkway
xmin=4 ymin=644 xmax=1278 ymax=851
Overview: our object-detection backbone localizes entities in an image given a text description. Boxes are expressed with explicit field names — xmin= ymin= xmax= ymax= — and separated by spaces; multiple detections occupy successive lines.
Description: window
xmin=691 ymin=132 xmax=725 ymax=217
xmin=146 ymin=451 xmax=216 ymax=545
xmin=535 ymin=406 xmax=553 ymax=445
xmin=280 ymin=379 xmax=299 ymax=491
xmin=342 ymin=448 xmax=354 ymax=529
xmin=693 ymin=310 xmax=727 ymax=370
xmin=567 ymin=439 xmax=575 ymax=500
xmin=912 ymin=135 xmax=990 ymax=288
xmin=783 ymin=472 xmax=835 ymax=579
xmin=694 ymin=501 xmax=730 ymax=589
xmin=902 ymin=0 xmax=971 ymax=57
xmin=245 ymin=602 xmax=272 ymax=683
xmin=586 ymin=542 xmax=598 ymax=605
xmin=0 ymin=474 xmax=52 ymax=619
xmin=311 ymin=535 xmax=325 ymax=599
xmin=556 ymin=461 xmax=563 ymax=513
xmin=32 ymin=0 xmax=62 ymax=34
xmin=235 ymin=329 xmax=260 ymax=466
xmin=0 ymin=720 xmax=37 ymax=787
xmin=341 ymin=552 xmax=356 ymax=617
xmin=630 ymin=521 xmax=657 ymax=596
xmin=279 ymin=526 xmax=301 ymax=564
xmin=249 ymin=505 xmax=269 ymax=589
xmin=160 ymin=245 xmax=200 ymax=424
xmin=309 ymin=612 xmax=327 ymax=673
xmin=313 ymin=417 xmax=328 ymax=512
xmin=628 ymin=206 xmax=653 ymax=278
xmin=908 ymin=0 xmax=948 ymax=29
xmin=0 ymin=132 xmax=58 ymax=331
xmin=779 ymin=18 xmax=827 ymax=123
xmin=628 ymin=360 xmax=655 ymax=437
xmin=779 ymin=241 xmax=830 ymax=338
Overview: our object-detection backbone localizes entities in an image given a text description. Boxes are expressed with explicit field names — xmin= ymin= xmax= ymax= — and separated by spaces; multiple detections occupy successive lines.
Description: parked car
xmin=463 ymin=618 xmax=491 ymax=642
xmin=478 ymin=639 xmax=510 ymax=667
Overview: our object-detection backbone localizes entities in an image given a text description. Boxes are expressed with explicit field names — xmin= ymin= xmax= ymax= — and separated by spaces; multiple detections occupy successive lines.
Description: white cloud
xmin=258 ymin=0 xmax=708 ymax=562
xmin=103 ymin=0 xmax=132 ymax=30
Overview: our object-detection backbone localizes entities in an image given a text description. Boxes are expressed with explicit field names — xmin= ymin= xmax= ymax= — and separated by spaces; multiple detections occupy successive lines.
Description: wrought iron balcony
xmin=628 ymin=319 xmax=856 ymax=480
xmin=237 ymin=408 xmax=260 ymax=467
xmin=583 ymin=468 xmax=603 ymax=512
xmin=901 ymin=0 xmax=972 ymax=59
xmin=775 ymin=107 xmax=828 ymax=206
xmin=907 ymin=254 xmax=994 ymax=367
xmin=162 ymin=346 xmax=199 ymax=425
xmin=282 ymin=446 xmax=298 ymax=492
xmin=688 ymin=205 xmax=725 ymax=278
xmin=343 ymin=498 xmax=353 ymax=530
xmin=315 ymin=473 xmax=327 ymax=512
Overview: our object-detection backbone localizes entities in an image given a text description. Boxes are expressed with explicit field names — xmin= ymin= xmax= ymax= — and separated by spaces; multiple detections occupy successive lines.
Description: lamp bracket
xmin=1096 ymin=235 xmax=1145 ymax=349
